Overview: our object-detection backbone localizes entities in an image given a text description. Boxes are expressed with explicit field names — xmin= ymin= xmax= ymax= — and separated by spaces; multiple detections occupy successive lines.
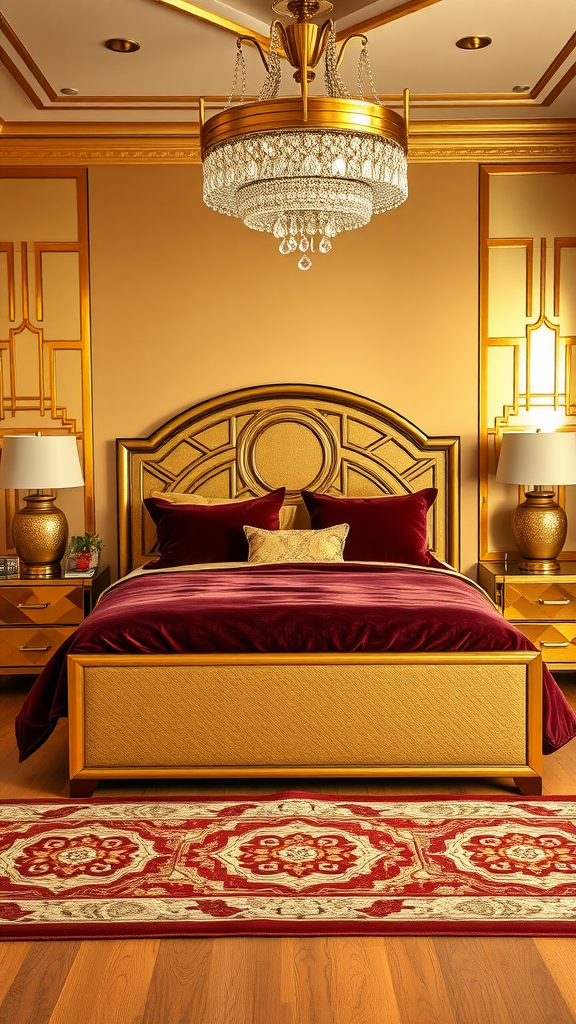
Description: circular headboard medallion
xmin=237 ymin=408 xmax=339 ymax=498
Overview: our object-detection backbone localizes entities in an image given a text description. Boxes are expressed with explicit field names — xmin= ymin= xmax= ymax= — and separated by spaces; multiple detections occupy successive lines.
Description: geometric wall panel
xmin=0 ymin=168 xmax=93 ymax=553
xmin=480 ymin=164 xmax=576 ymax=561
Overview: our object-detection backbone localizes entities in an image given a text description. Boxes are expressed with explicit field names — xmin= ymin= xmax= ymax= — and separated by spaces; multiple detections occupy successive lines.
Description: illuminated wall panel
xmin=480 ymin=165 xmax=576 ymax=560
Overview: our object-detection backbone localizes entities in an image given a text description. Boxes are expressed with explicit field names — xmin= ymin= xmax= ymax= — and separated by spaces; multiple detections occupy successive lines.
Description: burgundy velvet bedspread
xmin=16 ymin=563 xmax=576 ymax=760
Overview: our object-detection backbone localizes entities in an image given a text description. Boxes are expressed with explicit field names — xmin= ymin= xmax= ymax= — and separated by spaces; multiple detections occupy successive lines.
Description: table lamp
xmin=0 ymin=434 xmax=84 ymax=578
xmin=496 ymin=430 xmax=576 ymax=572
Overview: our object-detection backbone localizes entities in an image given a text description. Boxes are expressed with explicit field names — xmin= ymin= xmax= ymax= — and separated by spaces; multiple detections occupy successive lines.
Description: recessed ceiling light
xmin=512 ymin=84 xmax=531 ymax=93
xmin=104 ymin=38 xmax=140 ymax=53
xmin=455 ymin=36 xmax=492 ymax=50
xmin=60 ymin=87 xmax=78 ymax=95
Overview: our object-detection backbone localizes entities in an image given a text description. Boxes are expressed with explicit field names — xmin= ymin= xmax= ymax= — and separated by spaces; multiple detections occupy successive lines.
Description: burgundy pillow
xmin=301 ymin=488 xmax=440 ymax=566
xmin=144 ymin=489 xmax=285 ymax=568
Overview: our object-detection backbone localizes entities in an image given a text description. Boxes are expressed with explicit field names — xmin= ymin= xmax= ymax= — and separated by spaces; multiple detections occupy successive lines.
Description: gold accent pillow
xmin=244 ymin=524 xmax=349 ymax=564
xmin=150 ymin=490 xmax=300 ymax=529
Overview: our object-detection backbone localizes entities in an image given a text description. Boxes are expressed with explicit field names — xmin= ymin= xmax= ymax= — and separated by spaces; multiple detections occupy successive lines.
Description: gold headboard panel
xmin=117 ymin=384 xmax=460 ymax=576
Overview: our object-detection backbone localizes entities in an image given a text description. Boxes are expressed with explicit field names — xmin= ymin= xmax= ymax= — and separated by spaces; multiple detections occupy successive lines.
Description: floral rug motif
xmin=0 ymin=793 xmax=575 ymax=938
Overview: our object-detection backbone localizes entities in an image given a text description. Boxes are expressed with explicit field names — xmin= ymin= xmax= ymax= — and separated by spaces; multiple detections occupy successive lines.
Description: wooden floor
xmin=0 ymin=674 xmax=575 ymax=1024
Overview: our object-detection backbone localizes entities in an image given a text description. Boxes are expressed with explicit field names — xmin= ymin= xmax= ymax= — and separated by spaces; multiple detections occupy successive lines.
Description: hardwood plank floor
xmin=0 ymin=673 xmax=575 ymax=1024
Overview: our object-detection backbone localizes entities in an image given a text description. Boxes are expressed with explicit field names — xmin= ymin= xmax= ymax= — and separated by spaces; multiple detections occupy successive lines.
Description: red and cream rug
xmin=0 ymin=792 xmax=575 ymax=939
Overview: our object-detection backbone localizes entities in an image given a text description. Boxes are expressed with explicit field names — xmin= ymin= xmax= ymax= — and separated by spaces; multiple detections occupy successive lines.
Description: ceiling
xmin=0 ymin=0 xmax=575 ymax=130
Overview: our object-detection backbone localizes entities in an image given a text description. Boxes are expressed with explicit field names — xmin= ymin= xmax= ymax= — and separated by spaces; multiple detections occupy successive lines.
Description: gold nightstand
xmin=478 ymin=560 xmax=576 ymax=671
xmin=0 ymin=565 xmax=110 ymax=675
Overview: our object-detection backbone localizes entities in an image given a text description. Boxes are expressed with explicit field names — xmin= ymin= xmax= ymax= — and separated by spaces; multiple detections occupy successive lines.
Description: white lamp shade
xmin=496 ymin=431 xmax=576 ymax=487
xmin=0 ymin=435 xmax=84 ymax=490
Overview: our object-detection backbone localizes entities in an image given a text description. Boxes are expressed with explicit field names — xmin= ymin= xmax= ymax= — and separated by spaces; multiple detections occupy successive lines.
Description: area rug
xmin=0 ymin=792 xmax=575 ymax=939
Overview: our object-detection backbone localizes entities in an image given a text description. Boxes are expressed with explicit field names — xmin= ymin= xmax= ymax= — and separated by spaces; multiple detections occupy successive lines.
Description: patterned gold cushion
xmin=150 ymin=490 xmax=301 ymax=529
xmin=244 ymin=524 xmax=349 ymax=564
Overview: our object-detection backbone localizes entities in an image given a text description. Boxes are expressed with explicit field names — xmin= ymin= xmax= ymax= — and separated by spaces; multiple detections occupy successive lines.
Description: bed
xmin=15 ymin=384 xmax=576 ymax=796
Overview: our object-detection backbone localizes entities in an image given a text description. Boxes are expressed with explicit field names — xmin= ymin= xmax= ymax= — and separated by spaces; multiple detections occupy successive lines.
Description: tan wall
xmin=88 ymin=162 xmax=479 ymax=576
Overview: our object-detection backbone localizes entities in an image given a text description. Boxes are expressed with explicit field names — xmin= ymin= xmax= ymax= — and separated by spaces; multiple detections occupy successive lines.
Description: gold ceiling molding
xmin=335 ymin=0 xmax=442 ymax=41
xmin=407 ymin=120 xmax=576 ymax=162
xmin=0 ymin=136 xmax=202 ymax=164
xmin=531 ymin=31 xmax=576 ymax=99
xmin=149 ymin=0 xmax=271 ymax=50
xmin=0 ymin=120 xmax=574 ymax=164
xmin=1 ymin=11 xmax=575 ymax=113
xmin=150 ymin=0 xmax=442 ymax=48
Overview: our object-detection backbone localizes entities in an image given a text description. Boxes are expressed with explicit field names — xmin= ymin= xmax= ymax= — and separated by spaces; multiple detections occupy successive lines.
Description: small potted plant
xmin=67 ymin=532 xmax=104 ymax=572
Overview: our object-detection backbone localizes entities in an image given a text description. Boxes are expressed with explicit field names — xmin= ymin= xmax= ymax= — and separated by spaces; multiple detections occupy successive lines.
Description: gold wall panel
xmin=0 ymin=169 xmax=93 ymax=553
xmin=117 ymin=384 xmax=459 ymax=576
xmin=480 ymin=164 xmax=576 ymax=561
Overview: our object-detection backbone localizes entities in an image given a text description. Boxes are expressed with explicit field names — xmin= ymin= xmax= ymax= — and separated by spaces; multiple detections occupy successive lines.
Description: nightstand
xmin=478 ymin=560 xmax=576 ymax=671
xmin=0 ymin=565 xmax=110 ymax=675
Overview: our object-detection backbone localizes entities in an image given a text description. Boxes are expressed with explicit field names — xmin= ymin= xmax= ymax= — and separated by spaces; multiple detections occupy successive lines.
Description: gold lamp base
xmin=512 ymin=490 xmax=567 ymax=574
xmin=12 ymin=493 xmax=68 ymax=578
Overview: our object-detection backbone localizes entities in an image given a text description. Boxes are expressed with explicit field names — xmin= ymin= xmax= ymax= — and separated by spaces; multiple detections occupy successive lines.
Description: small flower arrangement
xmin=66 ymin=533 xmax=104 ymax=572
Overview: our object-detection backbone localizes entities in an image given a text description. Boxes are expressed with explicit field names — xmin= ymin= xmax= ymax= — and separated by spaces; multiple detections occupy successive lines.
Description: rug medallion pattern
xmin=0 ymin=794 xmax=575 ymax=937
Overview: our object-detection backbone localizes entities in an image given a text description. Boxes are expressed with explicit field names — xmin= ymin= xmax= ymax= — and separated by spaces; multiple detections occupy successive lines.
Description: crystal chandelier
xmin=201 ymin=0 xmax=409 ymax=269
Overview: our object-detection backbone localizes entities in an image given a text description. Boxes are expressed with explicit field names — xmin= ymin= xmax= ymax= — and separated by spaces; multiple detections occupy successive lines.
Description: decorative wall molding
xmin=0 ymin=121 xmax=574 ymax=164
xmin=479 ymin=163 xmax=576 ymax=561
xmin=0 ymin=168 xmax=94 ymax=551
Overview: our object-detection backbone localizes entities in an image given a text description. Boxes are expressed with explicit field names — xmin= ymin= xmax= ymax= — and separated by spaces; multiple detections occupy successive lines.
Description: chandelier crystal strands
xmin=201 ymin=0 xmax=409 ymax=269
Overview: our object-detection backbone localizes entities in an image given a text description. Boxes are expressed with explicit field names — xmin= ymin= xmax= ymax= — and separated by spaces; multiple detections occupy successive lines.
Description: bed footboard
xmin=67 ymin=651 xmax=543 ymax=796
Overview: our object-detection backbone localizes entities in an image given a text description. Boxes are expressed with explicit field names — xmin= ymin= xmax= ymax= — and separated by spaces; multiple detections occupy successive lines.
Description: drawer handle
xmin=18 ymin=644 xmax=52 ymax=652
xmin=17 ymin=602 xmax=50 ymax=610
xmin=538 ymin=598 xmax=571 ymax=606
xmin=539 ymin=641 xmax=570 ymax=648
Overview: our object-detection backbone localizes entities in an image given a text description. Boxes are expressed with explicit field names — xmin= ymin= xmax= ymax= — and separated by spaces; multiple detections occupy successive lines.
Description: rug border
xmin=1 ymin=791 xmax=574 ymax=806
xmin=1 ymin=921 xmax=575 ymax=940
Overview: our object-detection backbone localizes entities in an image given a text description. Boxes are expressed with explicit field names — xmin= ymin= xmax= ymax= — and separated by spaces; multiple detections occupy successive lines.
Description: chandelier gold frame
xmin=201 ymin=95 xmax=408 ymax=156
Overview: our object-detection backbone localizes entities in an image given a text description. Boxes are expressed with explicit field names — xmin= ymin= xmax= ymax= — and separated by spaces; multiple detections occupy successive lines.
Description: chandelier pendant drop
xmin=201 ymin=0 xmax=409 ymax=268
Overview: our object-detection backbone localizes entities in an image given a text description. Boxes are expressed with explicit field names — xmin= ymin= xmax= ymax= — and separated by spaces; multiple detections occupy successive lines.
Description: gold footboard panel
xmin=68 ymin=652 xmax=543 ymax=788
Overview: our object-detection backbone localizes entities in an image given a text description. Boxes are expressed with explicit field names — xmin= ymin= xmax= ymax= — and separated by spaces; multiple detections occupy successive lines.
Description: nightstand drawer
xmin=519 ymin=622 xmax=576 ymax=664
xmin=0 ymin=626 xmax=76 ymax=668
xmin=0 ymin=585 xmax=83 ymax=626
xmin=503 ymin=581 xmax=576 ymax=622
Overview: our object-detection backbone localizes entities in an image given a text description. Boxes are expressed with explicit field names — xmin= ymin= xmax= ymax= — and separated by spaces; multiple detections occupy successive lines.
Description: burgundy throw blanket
xmin=16 ymin=563 xmax=576 ymax=760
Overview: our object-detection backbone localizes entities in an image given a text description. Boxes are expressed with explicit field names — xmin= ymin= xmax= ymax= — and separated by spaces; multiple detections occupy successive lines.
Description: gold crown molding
xmin=0 ymin=120 xmax=574 ymax=164
xmin=407 ymin=120 xmax=576 ymax=162
xmin=0 ymin=137 xmax=202 ymax=163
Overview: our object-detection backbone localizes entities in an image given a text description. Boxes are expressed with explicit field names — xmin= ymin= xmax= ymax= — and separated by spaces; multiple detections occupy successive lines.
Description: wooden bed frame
xmin=67 ymin=384 xmax=543 ymax=796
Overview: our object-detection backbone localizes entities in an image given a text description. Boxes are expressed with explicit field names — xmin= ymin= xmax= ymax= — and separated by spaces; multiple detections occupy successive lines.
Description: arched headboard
xmin=117 ymin=384 xmax=460 ymax=576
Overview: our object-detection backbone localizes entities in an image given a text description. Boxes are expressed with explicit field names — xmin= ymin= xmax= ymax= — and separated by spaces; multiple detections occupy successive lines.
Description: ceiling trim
xmin=543 ymin=60 xmax=576 ymax=107
xmin=0 ymin=44 xmax=43 ymax=109
xmin=0 ymin=14 xmax=57 ymax=100
xmin=2 ymin=12 xmax=576 ymax=113
xmin=150 ymin=0 xmax=271 ymax=49
xmin=335 ymin=0 xmax=442 ymax=40
xmin=531 ymin=31 xmax=576 ymax=98
xmin=0 ymin=119 xmax=574 ymax=163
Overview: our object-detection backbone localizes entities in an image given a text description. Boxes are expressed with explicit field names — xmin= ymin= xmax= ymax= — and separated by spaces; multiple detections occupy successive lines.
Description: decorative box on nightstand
xmin=0 ymin=565 xmax=110 ymax=675
xmin=478 ymin=560 xmax=576 ymax=671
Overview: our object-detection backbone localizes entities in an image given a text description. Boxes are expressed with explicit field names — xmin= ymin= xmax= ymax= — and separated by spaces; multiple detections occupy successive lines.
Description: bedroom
xmin=1 ymin=0 xmax=576 ymax=1020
